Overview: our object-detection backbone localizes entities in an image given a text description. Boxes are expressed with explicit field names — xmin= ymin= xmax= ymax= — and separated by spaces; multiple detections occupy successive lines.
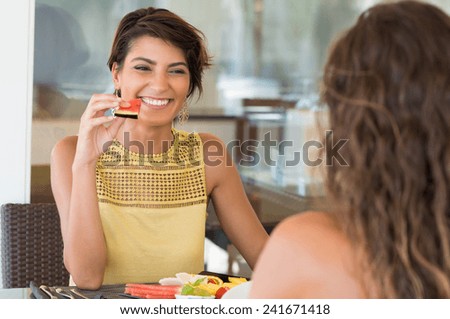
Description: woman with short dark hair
xmin=51 ymin=7 xmax=268 ymax=290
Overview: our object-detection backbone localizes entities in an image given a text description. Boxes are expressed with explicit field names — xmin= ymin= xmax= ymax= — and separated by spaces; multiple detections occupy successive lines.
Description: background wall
xmin=0 ymin=0 xmax=34 ymax=288
xmin=0 ymin=0 xmax=34 ymax=204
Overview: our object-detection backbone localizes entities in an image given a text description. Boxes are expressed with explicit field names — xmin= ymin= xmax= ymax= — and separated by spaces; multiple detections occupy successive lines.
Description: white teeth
xmin=141 ymin=98 xmax=170 ymax=106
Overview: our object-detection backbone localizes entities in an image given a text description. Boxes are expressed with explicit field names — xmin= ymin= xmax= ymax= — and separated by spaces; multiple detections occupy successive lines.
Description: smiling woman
xmin=50 ymin=7 xmax=268 ymax=290
xmin=111 ymin=36 xmax=191 ymax=128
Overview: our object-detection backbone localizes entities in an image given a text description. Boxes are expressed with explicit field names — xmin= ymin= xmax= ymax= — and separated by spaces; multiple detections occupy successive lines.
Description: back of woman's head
xmin=107 ymin=7 xmax=211 ymax=98
xmin=322 ymin=0 xmax=450 ymax=298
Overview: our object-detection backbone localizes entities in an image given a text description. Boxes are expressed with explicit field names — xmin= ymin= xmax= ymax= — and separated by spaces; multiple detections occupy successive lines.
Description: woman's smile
xmin=140 ymin=97 xmax=173 ymax=109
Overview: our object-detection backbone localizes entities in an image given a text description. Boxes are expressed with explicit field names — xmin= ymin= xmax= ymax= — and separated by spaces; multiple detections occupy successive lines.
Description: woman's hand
xmin=74 ymin=94 xmax=126 ymax=166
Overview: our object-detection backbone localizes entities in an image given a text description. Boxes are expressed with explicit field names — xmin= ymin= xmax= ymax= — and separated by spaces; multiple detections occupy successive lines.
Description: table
xmin=0 ymin=271 xmax=238 ymax=299
xmin=0 ymin=285 xmax=127 ymax=299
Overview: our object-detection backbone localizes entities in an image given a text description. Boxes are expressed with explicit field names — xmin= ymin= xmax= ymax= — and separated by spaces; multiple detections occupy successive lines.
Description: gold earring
xmin=178 ymin=101 xmax=189 ymax=126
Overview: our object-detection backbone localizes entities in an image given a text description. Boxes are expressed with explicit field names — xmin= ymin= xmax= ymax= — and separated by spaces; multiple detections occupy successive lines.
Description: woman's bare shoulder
xmin=275 ymin=211 xmax=339 ymax=237
xmin=53 ymin=135 xmax=78 ymax=149
xmin=197 ymin=132 xmax=221 ymax=143
xmin=197 ymin=132 xmax=233 ymax=191
xmin=250 ymin=211 xmax=363 ymax=298
xmin=51 ymin=135 xmax=78 ymax=163
xmin=265 ymin=211 xmax=345 ymax=252
xmin=197 ymin=132 xmax=228 ymax=165
xmin=263 ymin=211 xmax=348 ymax=267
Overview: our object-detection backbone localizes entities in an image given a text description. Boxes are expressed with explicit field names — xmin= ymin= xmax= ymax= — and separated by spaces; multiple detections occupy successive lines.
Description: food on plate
xmin=113 ymin=98 xmax=141 ymax=119
xmin=206 ymin=275 xmax=223 ymax=286
xmin=224 ymin=276 xmax=247 ymax=288
xmin=124 ymin=283 xmax=180 ymax=299
xmin=124 ymin=272 xmax=248 ymax=299
xmin=179 ymin=275 xmax=246 ymax=299
xmin=214 ymin=287 xmax=230 ymax=299
xmin=163 ymin=272 xmax=247 ymax=299
xmin=176 ymin=275 xmax=247 ymax=299
xmin=158 ymin=272 xmax=207 ymax=286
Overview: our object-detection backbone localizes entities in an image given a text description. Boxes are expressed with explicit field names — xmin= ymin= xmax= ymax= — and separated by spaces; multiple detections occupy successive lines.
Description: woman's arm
xmin=200 ymin=133 xmax=269 ymax=269
xmin=50 ymin=94 xmax=125 ymax=289
xmin=51 ymin=136 xmax=107 ymax=289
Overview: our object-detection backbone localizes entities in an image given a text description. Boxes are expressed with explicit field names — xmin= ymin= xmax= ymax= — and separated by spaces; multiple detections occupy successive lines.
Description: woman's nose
xmin=149 ymin=71 xmax=169 ymax=92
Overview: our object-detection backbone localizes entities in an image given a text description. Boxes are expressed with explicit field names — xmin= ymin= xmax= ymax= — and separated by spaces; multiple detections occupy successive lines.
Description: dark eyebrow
xmin=131 ymin=57 xmax=188 ymax=68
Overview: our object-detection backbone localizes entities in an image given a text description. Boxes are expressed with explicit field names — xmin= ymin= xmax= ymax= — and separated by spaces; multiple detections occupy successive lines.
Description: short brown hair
xmin=107 ymin=7 xmax=211 ymax=98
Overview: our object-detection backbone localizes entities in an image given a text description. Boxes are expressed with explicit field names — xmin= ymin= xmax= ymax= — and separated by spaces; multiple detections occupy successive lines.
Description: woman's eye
xmin=134 ymin=65 xmax=150 ymax=71
xmin=169 ymin=69 xmax=187 ymax=75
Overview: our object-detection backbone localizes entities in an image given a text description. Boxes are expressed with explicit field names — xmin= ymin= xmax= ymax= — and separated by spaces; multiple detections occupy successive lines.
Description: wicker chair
xmin=1 ymin=203 xmax=69 ymax=288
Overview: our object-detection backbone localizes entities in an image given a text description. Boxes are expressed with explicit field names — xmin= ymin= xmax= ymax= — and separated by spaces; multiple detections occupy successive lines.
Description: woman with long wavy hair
xmin=250 ymin=0 xmax=450 ymax=298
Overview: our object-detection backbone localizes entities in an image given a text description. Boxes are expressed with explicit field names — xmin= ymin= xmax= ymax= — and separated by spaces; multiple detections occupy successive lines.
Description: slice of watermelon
xmin=114 ymin=98 xmax=141 ymax=119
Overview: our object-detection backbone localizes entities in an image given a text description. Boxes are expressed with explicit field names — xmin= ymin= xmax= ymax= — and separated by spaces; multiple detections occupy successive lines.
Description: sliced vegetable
xmin=207 ymin=275 xmax=223 ymax=285
xmin=125 ymin=283 xmax=181 ymax=299
xmin=215 ymin=287 xmax=230 ymax=299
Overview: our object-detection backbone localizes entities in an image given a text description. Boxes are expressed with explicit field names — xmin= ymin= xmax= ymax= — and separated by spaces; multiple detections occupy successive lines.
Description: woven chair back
xmin=1 ymin=203 xmax=69 ymax=288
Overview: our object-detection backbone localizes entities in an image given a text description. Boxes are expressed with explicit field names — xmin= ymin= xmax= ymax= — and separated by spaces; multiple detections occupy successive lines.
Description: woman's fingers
xmin=118 ymin=100 xmax=131 ymax=108
xmin=82 ymin=94 xmax=119 ymax=119
xmin=89 ymin=115 xmax=116 ymax=127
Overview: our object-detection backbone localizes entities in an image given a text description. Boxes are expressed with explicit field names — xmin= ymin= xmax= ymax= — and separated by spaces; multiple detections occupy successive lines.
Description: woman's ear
xmin=111 ymin=62 xmax=121 ymax=88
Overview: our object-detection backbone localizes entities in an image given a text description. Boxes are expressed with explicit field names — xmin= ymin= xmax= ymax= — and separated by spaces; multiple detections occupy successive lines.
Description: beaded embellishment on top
xmin=95 ymin=129 xmax=207 ymax=209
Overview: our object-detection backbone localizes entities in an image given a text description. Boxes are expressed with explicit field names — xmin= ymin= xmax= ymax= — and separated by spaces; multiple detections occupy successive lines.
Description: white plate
xmin=221 ymin=281 xmax=252 ymax=299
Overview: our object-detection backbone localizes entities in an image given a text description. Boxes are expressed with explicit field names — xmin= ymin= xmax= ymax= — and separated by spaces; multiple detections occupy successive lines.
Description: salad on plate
xmin=124 ymin=272 xmax=248 ymax=299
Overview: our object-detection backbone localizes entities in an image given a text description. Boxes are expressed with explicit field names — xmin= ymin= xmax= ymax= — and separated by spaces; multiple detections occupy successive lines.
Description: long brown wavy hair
xmin=322 ymin=0 xmax=450 ymax=298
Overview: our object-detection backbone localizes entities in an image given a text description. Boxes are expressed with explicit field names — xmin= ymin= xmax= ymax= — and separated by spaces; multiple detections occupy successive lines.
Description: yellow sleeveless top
xmin=95 ymin=129 xmax=207 ymax=284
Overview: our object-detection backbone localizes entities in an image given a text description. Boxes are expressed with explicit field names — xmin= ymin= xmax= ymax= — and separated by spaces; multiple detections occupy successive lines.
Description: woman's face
xmin=112 ymin=35 xmax=190 ymax=126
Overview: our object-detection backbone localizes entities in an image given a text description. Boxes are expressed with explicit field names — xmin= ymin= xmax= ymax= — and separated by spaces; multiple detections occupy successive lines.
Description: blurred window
xmin=31 ymin=0 xmax=450 ymax=202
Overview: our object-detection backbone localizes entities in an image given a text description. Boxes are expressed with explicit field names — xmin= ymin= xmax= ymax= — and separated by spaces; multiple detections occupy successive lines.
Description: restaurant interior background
xmin=1 ymin=0 xmax=450 ymax=286
xmin=30 ymin=0 xmax=450 ymax=201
